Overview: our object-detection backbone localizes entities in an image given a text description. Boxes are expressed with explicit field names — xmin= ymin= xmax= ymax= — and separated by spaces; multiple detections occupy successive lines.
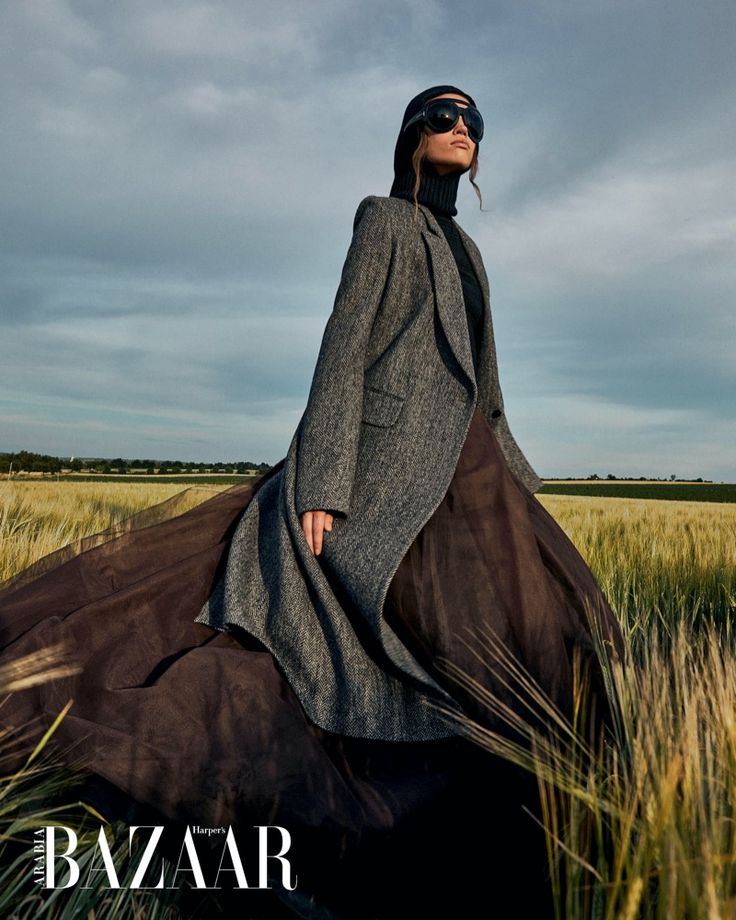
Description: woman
xmin=0 ymin=85 xmax=625 ymax=916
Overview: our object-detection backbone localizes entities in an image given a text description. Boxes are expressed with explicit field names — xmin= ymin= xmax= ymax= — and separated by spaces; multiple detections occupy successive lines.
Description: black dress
xmin=0 ymin=222 xmax=625 ymax=918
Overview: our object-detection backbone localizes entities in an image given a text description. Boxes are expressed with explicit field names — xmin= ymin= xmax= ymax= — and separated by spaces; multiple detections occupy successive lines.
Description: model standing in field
xmin=0 ymin=85 xmax=626 ymax=918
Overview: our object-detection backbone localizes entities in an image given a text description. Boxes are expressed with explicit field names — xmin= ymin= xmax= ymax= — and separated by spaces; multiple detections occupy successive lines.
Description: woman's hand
xmin=300 ymin=510 xmax=335 ymax=556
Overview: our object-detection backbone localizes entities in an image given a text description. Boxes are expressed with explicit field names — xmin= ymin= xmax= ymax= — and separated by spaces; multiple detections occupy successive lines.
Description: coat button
xmin=491 ymin=408 xmax=502 ymax=418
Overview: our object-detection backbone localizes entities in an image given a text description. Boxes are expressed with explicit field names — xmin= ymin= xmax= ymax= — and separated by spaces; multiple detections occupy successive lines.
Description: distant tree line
xmin=0 ymin=451 xmax=710 ymax=482
xmin=557 ymin=473 xmax=707 ymax=482
xmin=0 ymin=450 xmax=273 ymax=476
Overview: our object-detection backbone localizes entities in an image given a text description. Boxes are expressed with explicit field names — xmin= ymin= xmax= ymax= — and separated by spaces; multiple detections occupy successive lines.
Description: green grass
xmin=539 ymin=483 xmax=736 ymax=503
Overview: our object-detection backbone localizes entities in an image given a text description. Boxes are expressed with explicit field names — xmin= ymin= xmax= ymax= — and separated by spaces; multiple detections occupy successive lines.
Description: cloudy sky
xmin=1 ymin=0 xmax=733 ymax=480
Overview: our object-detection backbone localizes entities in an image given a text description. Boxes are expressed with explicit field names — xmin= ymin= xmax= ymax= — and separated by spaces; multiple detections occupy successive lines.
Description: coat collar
xmin=415 ymin=203 xmax=494 ymax=402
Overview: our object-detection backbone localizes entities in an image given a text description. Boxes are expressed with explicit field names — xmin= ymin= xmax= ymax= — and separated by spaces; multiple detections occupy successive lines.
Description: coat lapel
xmin=417 ymin=205 xmax=478 ymax=392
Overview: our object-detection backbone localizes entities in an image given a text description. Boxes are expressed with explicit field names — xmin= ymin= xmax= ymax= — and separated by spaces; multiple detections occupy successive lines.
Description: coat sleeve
xmin=294 ymin=196 xmax=394 ymax=518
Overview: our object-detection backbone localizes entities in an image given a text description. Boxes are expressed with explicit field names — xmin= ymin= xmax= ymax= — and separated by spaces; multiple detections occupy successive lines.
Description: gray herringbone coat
xmin=195 ymin=195 xmax=544 ymax=741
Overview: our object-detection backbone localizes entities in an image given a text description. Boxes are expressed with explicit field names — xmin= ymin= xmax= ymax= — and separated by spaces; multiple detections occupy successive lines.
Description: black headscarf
xmin=389 ymin=84 xmax=477 ymax=217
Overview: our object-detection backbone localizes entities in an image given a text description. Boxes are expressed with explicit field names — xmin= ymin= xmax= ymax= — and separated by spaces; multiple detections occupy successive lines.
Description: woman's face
xmin=422 ymin=92 xmax=476 ymax=176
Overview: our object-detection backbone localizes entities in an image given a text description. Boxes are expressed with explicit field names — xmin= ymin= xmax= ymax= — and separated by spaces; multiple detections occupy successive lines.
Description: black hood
xmin=389 ymin=84 xmax=477 ymax=217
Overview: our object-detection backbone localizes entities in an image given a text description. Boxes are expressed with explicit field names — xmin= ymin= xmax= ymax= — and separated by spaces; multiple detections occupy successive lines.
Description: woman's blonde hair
xmin=410 ymin=129 xmax=483 ymax=220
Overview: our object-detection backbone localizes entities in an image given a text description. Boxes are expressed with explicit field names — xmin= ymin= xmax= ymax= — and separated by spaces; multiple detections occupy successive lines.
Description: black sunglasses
xmin=403 ymin=98 xmax=484 ymax=144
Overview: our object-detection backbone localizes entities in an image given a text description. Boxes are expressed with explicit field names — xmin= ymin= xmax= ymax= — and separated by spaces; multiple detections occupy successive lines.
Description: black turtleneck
xmin=389 ymin=163 xmax=485 ymax=376
xmin=389 ymin=162 xmax=463 ymax=217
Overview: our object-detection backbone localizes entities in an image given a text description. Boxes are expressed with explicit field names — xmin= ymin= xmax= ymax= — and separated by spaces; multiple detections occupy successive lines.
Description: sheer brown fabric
xmin=0 ymin=408 xmax=625 ymax=916
xmin=0 ymin=474 xmax=281 ymax=597
xmin=384 ymin=408 xmax=625 ymax=742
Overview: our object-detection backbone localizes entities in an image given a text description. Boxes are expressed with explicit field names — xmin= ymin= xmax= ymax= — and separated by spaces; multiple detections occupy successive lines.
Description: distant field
xmin=538 ymin=481 xmax=736 ymax=503
xmin=49 ymin=473 xmax=262 ymax=485
xmin=7 ymin=474 xmax=734 ymax=502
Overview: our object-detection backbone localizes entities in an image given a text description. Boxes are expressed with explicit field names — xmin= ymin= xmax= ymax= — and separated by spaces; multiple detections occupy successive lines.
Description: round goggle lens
xmin=427 ymin=100 xmax=483 ymax=143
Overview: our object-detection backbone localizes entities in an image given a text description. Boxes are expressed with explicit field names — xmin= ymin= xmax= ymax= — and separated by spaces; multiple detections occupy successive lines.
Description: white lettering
xmin=257 ymin=825 xmax=297 ymax=890
xmin=211 ymin=827 xmax=250 ymax=889
xmin=129 ymin=826 xmax=166 ymax=889
xmin=169 ymin=827 xmax=208 ymax=889
xmin=81 ymin=827 xmax=120 ymax=889
xmin=44 ymin=826 xmax=79 ymax=889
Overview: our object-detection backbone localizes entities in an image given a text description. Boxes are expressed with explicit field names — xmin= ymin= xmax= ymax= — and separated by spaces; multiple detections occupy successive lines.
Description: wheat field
xmin=2 ymin=480 xmax=736 ymax=917
xmin=0 ymin=480 xmax=231 ymax=584
xmin=2 ymin=480 xmax=734 ymax=634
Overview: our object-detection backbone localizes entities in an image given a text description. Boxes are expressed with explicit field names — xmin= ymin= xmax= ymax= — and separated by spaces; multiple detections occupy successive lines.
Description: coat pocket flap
xmin=361 ymin=385 xmax=405 ymax=427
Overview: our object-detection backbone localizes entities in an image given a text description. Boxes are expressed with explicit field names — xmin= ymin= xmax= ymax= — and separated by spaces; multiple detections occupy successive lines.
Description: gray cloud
xmin=0 ymin=0 xmax=733 ymax=479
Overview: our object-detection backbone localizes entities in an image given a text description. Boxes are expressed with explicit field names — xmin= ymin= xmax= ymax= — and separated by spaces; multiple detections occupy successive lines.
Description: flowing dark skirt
xmin=0 ymin=408 xmax=624 ymax=918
